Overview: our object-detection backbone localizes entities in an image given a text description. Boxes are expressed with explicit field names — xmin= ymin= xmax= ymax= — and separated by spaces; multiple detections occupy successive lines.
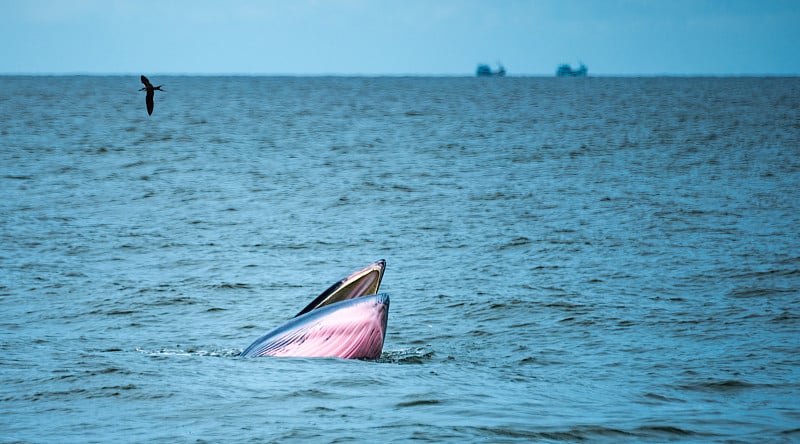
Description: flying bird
xmin=139 ymin=75 xmax=164 ymax=115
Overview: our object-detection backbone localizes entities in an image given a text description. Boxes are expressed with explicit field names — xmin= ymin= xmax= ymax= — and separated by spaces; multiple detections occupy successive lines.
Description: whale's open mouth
xmin=240 ymin=260 xmax=390 ymax=360
xmin=294 ymin=259 xmax=386 ymax=317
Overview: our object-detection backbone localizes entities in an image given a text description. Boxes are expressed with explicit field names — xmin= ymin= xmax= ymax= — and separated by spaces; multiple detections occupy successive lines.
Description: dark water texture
xmin=1 ymin=76 xmax=799 ymax=442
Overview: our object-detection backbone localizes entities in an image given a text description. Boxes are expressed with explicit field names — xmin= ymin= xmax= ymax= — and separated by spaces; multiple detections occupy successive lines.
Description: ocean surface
xmin=1 ymin=75 xmax=799 ymax=443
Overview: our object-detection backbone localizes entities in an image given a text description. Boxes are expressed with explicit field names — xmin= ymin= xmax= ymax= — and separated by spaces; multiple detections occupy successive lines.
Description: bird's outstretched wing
xmin=145 ymin=91 xmax=154 ymax=115
xmin=141 ymin=75 xmax=153 ymax=88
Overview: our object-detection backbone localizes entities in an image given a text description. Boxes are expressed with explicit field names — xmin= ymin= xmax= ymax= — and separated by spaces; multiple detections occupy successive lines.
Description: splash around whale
xmin=240 ymin=260 xmax=390 ymax=360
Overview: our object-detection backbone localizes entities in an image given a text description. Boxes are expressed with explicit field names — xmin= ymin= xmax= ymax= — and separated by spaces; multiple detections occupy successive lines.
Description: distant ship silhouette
xmin=556 ymin=63 xmax=588 ymax=77
xmin=476 ymin=63 xmax=506 ymax=77
xmin=139 ymin=75 xmax=164 ymax=115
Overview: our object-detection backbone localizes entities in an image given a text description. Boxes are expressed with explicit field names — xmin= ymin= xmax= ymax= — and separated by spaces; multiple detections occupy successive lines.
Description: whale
xmin=240 ymin=260 xmax=389 ymax=360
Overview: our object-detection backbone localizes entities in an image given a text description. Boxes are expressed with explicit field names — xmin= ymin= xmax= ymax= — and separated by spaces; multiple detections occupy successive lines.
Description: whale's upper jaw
xmin=294 ymin=259 xmax=386 ymax=317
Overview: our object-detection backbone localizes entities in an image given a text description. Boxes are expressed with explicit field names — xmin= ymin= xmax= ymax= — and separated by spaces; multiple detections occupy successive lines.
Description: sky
xmin=1 ymin=0 xmax=798 ymax=76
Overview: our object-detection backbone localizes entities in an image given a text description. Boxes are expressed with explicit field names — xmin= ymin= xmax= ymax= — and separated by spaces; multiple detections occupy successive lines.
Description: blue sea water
xmin=1 ymin=75 xmax=799 ymax=443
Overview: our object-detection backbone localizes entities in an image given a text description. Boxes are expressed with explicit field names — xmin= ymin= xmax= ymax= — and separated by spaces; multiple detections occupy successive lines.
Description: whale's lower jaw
xmin=240 ymin=293 xmax=389 ymax=360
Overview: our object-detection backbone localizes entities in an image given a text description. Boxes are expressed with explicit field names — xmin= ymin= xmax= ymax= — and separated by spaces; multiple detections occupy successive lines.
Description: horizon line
xmin=2 ymin=71 xmax=798 ymax=78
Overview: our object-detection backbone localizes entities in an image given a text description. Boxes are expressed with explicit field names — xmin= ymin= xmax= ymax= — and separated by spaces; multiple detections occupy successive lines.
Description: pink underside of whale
xmin=240 ymin=293 xmax=389 ymax=360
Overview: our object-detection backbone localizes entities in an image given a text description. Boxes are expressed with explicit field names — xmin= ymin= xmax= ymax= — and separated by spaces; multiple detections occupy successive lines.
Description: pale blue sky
xmin=1 ymin=0 xmax=798 ymax=76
